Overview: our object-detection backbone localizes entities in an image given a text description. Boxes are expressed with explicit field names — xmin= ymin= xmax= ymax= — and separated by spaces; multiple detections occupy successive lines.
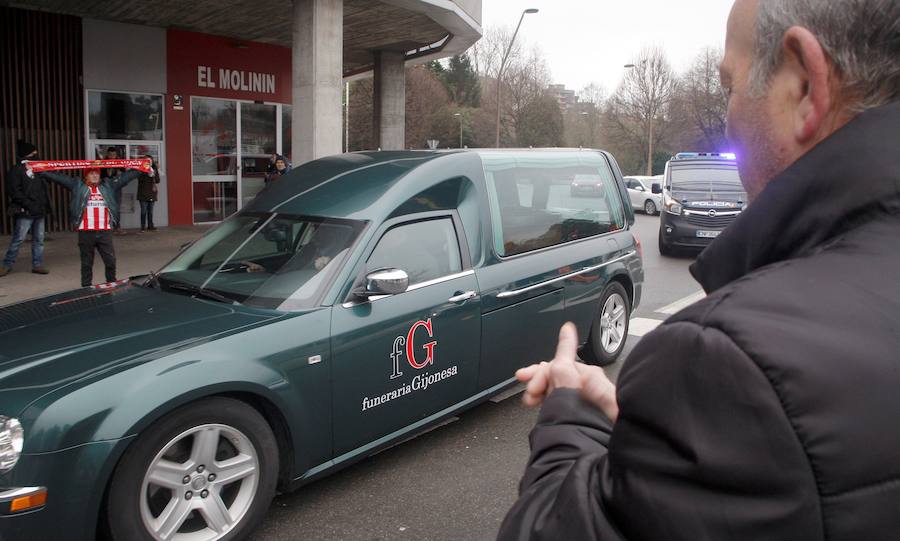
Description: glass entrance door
xmin=191 ymin=98 xmax=238 ymax=223
xmin=191 ymin=98 xmax=281 ymax=223
xmin=239 ymin=103 xmax=277 ymax=208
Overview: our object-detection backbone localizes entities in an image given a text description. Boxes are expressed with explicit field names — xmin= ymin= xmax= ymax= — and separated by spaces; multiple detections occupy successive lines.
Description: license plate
xmin=696 ymin=230 xmax=722 ymax=238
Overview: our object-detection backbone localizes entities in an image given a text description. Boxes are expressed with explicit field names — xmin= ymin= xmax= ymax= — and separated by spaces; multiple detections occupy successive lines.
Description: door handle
xmin=448 ymin=291 xmax=478 ymax=303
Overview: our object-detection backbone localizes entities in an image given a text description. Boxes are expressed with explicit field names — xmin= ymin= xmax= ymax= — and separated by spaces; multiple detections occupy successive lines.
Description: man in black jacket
xmin=1 ymin=140 xmax=51 ymax=277
xmin=500 ymin=1 xmax=900 ymax=540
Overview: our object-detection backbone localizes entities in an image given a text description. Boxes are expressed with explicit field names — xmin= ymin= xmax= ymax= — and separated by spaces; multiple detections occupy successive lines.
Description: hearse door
xmin=330 ymin=213 xmax=481 ymax=456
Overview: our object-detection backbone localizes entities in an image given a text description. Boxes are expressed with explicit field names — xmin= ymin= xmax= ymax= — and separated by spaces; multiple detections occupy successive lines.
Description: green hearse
xmin=0 ymin=149 xmax=643 ymax=541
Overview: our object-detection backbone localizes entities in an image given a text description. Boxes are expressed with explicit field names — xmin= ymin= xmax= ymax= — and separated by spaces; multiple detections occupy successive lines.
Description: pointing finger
xmin=554 ymin=322 xmax=579 ymax=364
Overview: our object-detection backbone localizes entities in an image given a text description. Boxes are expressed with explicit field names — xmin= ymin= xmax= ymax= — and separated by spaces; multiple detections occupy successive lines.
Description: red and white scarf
xmin=25 ymin=158 xmax=152 ymax=174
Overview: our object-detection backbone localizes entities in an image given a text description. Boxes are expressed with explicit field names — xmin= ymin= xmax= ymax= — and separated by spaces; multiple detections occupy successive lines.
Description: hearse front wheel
xmin=107 ymin=397 xmax=279 ymax=541
xmin=588 ymin=281 xmax=631 ymax=365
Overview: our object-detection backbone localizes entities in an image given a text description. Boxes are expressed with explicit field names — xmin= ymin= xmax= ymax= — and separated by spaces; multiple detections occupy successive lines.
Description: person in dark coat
xmin=264 ymin=155 xmax=291 ymax=184
xmin=500 ymin=1 xmax=900 ymax=540
xmin=136 ymin=155 xmax=161 ymax=232
xmin=1 ymin=140 xmax=51 ymax=277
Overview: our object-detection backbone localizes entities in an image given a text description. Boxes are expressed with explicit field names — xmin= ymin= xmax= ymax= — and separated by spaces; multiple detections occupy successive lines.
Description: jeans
xmin=3 ymin=216 xmax=44 ymax=269
xmin=78 ymin=230 xmax=116 ymax=286
xmin=140 ymin=200 xmax=155 ymax=229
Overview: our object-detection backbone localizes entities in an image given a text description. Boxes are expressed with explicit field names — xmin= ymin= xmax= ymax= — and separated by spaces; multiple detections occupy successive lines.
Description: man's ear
xmin=780 ymin=26 xmax=834 ymax=144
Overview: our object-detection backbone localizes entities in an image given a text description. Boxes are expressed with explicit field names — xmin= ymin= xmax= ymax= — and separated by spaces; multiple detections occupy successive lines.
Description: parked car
xmin=569 ymin=173 xmax=609 ymax=197
xmin=0 ymin=149 xmax=643 ymax=541
xmin=657 ymin=152 xmax=747 ymax=256
xmin=624 ymin=175 xmax=663 ymax=215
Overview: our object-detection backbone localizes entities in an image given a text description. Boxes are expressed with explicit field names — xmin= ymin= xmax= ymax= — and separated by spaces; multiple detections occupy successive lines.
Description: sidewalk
xmin=0 ymin=226 xmax=211 ymax=307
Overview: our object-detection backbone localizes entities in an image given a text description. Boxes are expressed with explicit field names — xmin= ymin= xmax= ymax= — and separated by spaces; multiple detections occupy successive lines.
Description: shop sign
xmin=196 ymin=65 xmax=276 ymax=95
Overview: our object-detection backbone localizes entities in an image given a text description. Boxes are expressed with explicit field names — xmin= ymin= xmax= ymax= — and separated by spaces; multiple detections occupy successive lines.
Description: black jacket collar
xmin=691 ymin=101 xmax=900 ymax=293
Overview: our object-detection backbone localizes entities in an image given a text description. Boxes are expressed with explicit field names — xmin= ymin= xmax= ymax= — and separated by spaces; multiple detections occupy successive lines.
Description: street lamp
xmin=454 ymin=112 xmax=464 ymax=148
xmin=625 ymin=61 xmax=654 ymax=176
xmin=495 ymin=8 xmax=539 ymax=148
xmin=579 ymin=111 xmax=589 ymax=147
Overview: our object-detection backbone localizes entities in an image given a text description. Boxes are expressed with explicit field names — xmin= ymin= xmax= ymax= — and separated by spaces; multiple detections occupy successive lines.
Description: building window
xmin=88 ymin=91 xmax=163 ymax=140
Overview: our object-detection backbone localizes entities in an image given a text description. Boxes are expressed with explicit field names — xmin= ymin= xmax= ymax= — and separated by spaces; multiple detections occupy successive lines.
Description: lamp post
xmin=625 ymin=61 xmax=653 ymax=176
xmin=454 ymin=112 xmax=464 ymax=148
xmin=579 ymin=111 xmax=589 ymax=147
xmin=495 ymin=8 xmax=539 ymax=148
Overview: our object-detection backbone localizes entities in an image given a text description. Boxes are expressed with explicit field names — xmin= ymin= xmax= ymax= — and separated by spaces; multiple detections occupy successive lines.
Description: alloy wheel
xmin=599 ymin=293 xmax=627 ymax=353
xmin=139 ymin=423 xmax=260 ymax=541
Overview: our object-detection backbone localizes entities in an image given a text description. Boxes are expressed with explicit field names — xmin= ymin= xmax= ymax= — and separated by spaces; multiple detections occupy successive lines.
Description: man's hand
xmin=314 ymin=256 xmax=331 ymax=271
xmin=240 ymin=260 xmax=265 ymax=273
xmin=515 ymin=322 xmax=619 ymax=422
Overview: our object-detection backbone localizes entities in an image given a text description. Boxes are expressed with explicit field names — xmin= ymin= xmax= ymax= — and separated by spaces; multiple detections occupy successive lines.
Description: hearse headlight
xmin=0 ymin=416 xmax=24 ymax=472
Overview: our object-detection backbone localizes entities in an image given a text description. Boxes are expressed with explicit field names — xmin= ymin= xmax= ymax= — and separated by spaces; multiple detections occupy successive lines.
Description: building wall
xmin=82 ymin=19 xmax=166 ymax=94
xmin=0 ymin=7 xmax=84 ymax=235
xmin=450 ymin=0 xmax=482 ymax=24
xmin=165 ymin=30 xmax=292 ymax=225
xmin=83 ymin=18 xmax=169 ymax=228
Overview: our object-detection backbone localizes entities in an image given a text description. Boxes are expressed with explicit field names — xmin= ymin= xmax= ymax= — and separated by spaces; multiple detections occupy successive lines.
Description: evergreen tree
xmin=436 ymin=54 xmax=481 ymax=108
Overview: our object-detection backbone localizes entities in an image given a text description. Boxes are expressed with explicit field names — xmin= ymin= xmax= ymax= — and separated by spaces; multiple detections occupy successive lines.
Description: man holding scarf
xmin=39 ymin=164 xmax=143 ymax=287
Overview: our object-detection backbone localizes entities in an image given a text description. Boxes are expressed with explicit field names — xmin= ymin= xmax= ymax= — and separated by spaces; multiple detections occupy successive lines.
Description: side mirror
xmin=637 ymin=185 xmax=646 ymax=192
xmin=651 ymin=183 xmax=662 ymax=194
xmin=362 ymin=268 xmax=409 ymax=297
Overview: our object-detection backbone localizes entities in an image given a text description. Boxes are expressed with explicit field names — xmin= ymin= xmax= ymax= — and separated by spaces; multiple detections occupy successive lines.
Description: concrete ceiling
xmin=6 ymin=0 xmax=459 ymax=74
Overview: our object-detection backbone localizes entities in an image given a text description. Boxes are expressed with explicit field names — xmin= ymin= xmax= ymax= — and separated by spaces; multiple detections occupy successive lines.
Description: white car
xmin=624 ymin=175 xmax=663 ymax=215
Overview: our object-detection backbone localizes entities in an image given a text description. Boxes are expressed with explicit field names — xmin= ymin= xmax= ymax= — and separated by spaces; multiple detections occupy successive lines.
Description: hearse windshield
xmin=668 ymin=164 xmax=745 ymax=203
xmin=157 ymin=212 xmax=365 ymax=311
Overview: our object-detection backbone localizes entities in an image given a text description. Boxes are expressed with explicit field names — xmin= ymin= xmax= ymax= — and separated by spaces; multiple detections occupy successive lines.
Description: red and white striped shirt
xmin=79 ymin=186 xmax=111 ymax=231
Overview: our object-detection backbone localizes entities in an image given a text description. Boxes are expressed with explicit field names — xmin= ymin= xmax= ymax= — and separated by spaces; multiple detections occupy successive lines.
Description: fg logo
xmin=390 ymin=319 xmax=437 ymax=379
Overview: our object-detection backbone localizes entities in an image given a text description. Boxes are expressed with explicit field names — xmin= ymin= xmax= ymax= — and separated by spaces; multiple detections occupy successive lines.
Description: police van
xmin=655 ymin=152 xmax=746 ymax=255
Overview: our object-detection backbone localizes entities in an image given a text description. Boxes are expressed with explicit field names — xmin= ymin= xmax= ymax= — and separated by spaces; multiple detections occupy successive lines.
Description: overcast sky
xmin=481 ymin=0 xmax=734 ymax=96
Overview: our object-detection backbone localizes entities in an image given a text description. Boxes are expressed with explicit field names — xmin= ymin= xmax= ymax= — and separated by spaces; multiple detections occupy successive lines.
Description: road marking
xmin=629 ymin=317 xmax=663 ymax=337
xmin=656 ymin=290 xmax=706 ymax=315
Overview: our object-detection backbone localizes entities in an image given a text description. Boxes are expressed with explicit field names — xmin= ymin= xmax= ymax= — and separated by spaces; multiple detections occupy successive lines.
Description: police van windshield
xmin=669 ymin=165 xmax=743 ymax=194
xmin=157 ymin=212 xmax=365 ymax=311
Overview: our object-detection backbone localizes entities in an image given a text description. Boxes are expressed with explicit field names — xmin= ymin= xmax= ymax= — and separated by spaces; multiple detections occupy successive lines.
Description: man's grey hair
xmin=749 ymin=0 xmax=900 ymax=111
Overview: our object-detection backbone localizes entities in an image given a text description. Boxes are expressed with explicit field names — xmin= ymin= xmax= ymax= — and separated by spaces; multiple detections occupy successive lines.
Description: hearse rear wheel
xmin=107 ymin=397 xmax=279 ymax=541
xmin=586 ymin=281 xmax=631 ymax=366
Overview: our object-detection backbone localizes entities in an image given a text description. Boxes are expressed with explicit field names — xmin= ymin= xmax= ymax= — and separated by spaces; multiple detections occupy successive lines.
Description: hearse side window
xmin=367 ymin=218 xmax=462 ymax=286
xmin=482 ymin=152 xmax=626 ymax=257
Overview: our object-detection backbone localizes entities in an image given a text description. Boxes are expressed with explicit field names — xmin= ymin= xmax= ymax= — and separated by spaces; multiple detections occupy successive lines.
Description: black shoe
xmin=31 ymin=267 xmax=50 ymax=275
xmin=0 ymin=267 xmax=10 ymax=277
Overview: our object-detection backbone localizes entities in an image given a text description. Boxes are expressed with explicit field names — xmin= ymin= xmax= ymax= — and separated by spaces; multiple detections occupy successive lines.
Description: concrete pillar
xmin=292 ymin=0 xmax=343 ymax=164
xmin=373 ymin=51 xmax=406 ymax=150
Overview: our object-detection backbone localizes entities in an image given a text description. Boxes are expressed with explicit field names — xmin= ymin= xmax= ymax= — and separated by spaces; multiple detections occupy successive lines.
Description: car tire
xmin=585 ymin=281 xmax=631 ymax=366
xmin=644 ymin=200 xmax=657 ymax=215
xmin=658 ymin=228 xmax=675 ymax=256
xmin=106 ymin=397 xmax=279 ymax=541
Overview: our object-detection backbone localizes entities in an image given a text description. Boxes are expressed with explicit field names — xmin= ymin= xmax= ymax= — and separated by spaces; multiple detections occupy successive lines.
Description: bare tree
xmin=471 ymin=25 xmax=554 ymax=146
xmin=405 ymin=65 xmax=451 ymax=148
xmin=564 ymin=83 xmax=607 ymax=148
xmin=579 ymin=82 xmax=607 ymax=108
xmin=609 ymin=47 xmax=678 ymax=175
xmin=676 ymin=47 xmax=729 ymax=151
